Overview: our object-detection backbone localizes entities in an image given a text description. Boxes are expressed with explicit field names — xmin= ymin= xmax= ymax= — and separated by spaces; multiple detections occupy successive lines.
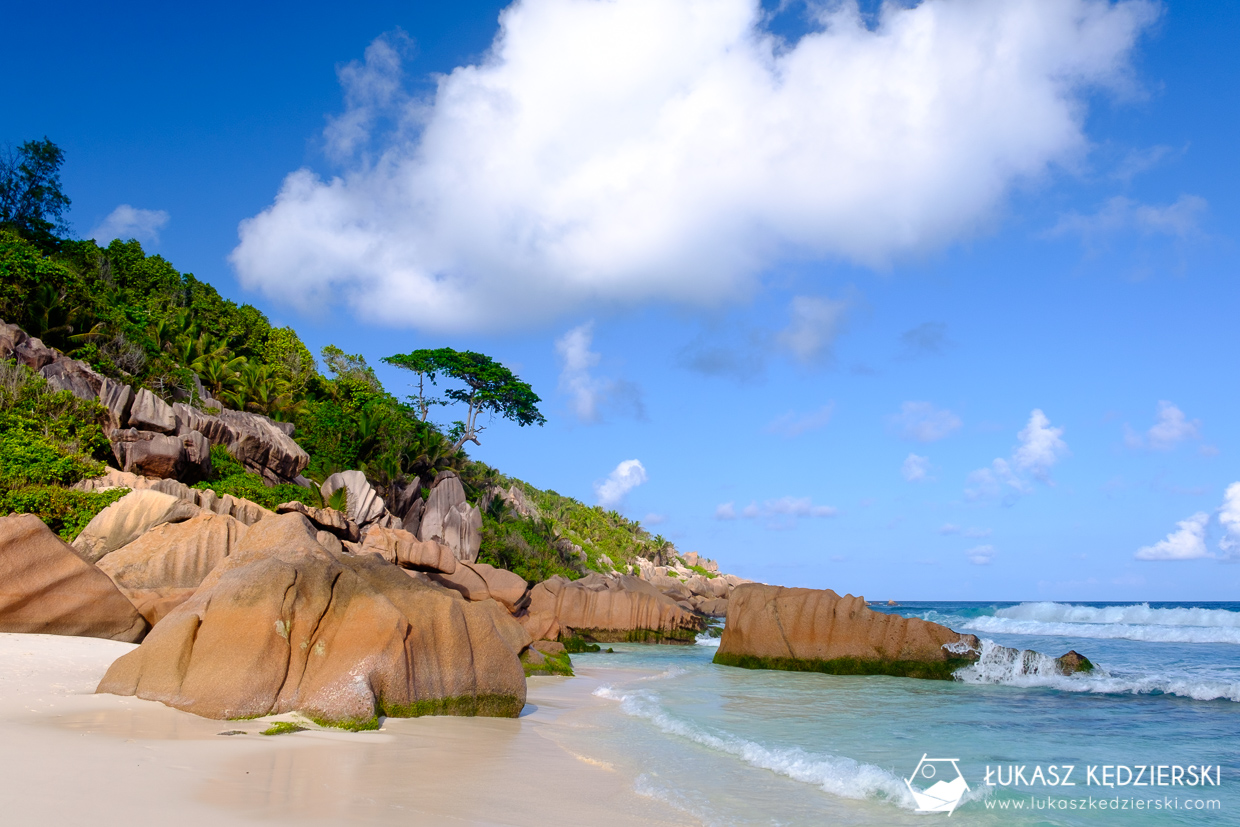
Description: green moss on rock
xmin=260 ymin=721 xmax=306 ymax=736
xmin=566 ymin=627 xmax=698 ymax=645
xmin=378 ymin=693 xmax=524 ymax=719
xmin=560 ymin=636 xmax=601 ymax=653
xmin=712 ymin=651 xmax=976 ymax=681
xmin=523 ymin=649 xmax=574 ymax=677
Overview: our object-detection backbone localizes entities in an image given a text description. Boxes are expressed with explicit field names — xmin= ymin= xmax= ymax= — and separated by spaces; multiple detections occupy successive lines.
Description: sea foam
xmin=593 ymin=684 xmax=917 ymax=808
xmin=961 ymin=602 xmax=1240 ymax=645
xmin=954 ymin=640 xmax=1240 ymax=702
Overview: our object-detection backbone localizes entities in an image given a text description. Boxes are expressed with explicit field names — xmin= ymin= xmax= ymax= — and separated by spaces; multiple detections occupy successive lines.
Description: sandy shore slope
xmin=0 ymin=633 xmax=699 ymax=826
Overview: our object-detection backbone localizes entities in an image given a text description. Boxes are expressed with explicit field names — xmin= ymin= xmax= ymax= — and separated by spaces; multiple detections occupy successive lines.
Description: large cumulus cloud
xmin=231 ymin=0 xmax=1157 ymax=332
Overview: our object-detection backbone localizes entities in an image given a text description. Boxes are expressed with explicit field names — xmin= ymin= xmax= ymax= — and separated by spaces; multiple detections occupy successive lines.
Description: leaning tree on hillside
xmin=383 ymin=348 xmax=546 ymax=452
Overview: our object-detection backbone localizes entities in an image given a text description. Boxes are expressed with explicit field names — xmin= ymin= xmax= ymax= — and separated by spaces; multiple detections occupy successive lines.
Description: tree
xmin=384 ymin=348 xmax=546 ymax=452
xmin=0 ymin=138 xmax=71 ymax=246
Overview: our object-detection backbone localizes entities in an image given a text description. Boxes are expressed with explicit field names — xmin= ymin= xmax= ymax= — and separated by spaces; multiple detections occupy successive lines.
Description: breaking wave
xmin=954 ymin=640 xmax=1240 ymax=702
xmin=695 ymin=632 xmax=721 ymax=648
xmin=960 ymin=602 xmax=1240 ymax=645
xmin=593 ymin=684 xmax=916 ymax=808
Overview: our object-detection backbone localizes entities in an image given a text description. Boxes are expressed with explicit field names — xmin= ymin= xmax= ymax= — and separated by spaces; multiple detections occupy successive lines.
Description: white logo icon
xmin=905 ymin=754 xmax=970 ymax=815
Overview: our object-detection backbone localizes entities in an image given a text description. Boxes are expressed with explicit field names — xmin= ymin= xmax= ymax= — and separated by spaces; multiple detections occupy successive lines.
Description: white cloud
xmin=765 ymin=402 xmax=834 ymax=438
xmin=965 ymin=457 xmax=1031 ymax=501
xmin=718 ymin=495 xmax=836 ymax=526
xmin=901 ymin=453 xmax=930 ymax=482
xmin=939 ymin=524 xmax=992 ymax=538
xmin=777 ymin=296 xmax=849 ymax=364
xmin=1049 ymin=194 xmax=1207 ymax=243
xmin=555 ymin=321 xmax=644 ymax=422
xmin=1219 ymin=483 xmax=1240 ymax=556
xmin=323 ymin=32 xmax=410 ymax=161
xmin=1013 ymin=409 xmax=1069 ymax=480
xmin=90 ymin=205 xmax=170 ymax=245
xmin=889 ymin=401 xmax=962 ymax=442
xmin=966 ymin=410 xmax=1067 ymax=502
xmin=1135 ymin=512 xmax=1210 ymax=561
xmin=231 ymin=0 xmax=1158 ymax=332
xmin=967 ymin=545 xmax=996 ymax=565
xmin=1126 ymin=400 xmax=1201 ymax=451
xmin=556 ymin=322 xmax=600 ymax=419
xmin=594 ymin=459 xmax=647 ymax=507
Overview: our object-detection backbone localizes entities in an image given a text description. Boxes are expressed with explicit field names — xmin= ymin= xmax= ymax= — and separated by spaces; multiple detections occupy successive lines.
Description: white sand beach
xmin=0 ymin=633 xmax=697 ymax=826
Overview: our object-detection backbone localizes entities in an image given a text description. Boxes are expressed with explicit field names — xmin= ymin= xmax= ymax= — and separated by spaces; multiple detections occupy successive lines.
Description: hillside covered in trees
xmin=0 ymin=139 xmax=689 ymax=584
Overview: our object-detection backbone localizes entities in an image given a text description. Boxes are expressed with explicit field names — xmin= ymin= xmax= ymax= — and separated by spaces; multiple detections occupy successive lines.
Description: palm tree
xmin=196 ymin=352 xmax=247 ymax=399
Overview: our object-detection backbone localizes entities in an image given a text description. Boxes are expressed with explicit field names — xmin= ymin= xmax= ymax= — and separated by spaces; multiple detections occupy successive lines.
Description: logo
xmin=906 ymin=754 xmax=970 ymax=815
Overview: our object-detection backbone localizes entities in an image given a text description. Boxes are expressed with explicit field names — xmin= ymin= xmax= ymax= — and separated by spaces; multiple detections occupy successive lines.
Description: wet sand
xmin=0 ymin=633 xmax=697 ymax=826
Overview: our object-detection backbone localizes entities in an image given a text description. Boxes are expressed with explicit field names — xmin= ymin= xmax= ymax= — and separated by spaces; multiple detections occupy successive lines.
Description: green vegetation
xmin=260 ymin=721 xmax=307 ymax=736
xmin=378 ymin=693 xmax=524 ymax=719
xmin=522 ymin=648 xmax=574 ymax=677
xmin=0 ymin=360 xmax=124 ymax=538
xmin=560 ymin=637 xmax=601 ymax=654
xmin=384 ymin=348 xmax=546 ymax=451
xmin=567 ymin=627 xmax=700 ymax=645
xmin=685 ymin=563 xmax=717 ymax=578
xmin=306 ymin=714 xmax=381 ymax=732
xmin=0 ymin=139 xmax=676 ymax=582
xmin=1 ymin=138 xmax=71 ymax=249
xmin=711 ymin=652 xmax=977 ymax=681
xmin=0 ymin=486 xmax=128 ymax=541
xmin=192 ymin=444 xmax=319 ymax=510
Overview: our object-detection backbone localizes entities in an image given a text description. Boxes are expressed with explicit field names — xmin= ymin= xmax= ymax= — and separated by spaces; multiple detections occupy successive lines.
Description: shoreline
xmin=0 ymin=633 xmax=699 ymax=826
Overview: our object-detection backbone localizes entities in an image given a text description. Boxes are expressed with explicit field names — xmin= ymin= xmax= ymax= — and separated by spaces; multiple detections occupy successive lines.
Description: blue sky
xmin=4 ymin=0 xmax=1238 ymax=599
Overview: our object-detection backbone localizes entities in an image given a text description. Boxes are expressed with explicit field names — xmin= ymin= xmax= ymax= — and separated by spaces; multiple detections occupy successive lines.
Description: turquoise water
xmin=555 ymin=601 xmax=1240 ymax=826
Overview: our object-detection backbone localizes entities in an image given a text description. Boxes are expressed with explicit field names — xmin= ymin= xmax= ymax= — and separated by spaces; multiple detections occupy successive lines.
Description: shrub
xmin=192 ymin=443 xmax=320 ymax=510
xmin=0 ymin=485 xmax=128 ymax=540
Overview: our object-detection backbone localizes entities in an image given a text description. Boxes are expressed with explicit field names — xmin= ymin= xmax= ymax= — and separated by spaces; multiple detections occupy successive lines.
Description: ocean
xmin=540 ymin=601 xmax=1240 ymax=826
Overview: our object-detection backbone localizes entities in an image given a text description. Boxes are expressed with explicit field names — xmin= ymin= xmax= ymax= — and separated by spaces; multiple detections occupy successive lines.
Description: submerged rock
xmin=0 ymin=514 xmax=148 ymax=642
xmin=97 ymin=513 xmax=528 ymax=726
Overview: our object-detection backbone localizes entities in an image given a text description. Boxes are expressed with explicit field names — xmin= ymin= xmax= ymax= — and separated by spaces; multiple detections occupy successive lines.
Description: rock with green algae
xmin=520 ymin=572 xmax=704 ymax=646
xmin=96 ymin=512 xmax=529 ymax=726
xmin=714 ymin=584 xmax=1093 ymax=681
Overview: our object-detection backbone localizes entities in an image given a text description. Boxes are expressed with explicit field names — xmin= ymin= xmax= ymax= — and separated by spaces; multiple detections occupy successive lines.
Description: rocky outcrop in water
xmin=715 ymin=585 xmax=1094 ymax=680
xmin=522 ymin=573 xmax=704 ymax=644
xmin=0 ymin=514 xmax=148 ymax=642
xmin=96 ymin=513 xmax=529 ymax=725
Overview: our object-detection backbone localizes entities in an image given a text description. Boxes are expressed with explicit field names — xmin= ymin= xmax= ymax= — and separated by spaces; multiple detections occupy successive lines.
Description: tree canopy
xmin=384 ymin=348 xmax=546 ymax=451
xmin=0 ymin=138 xmax=71 ymax=248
